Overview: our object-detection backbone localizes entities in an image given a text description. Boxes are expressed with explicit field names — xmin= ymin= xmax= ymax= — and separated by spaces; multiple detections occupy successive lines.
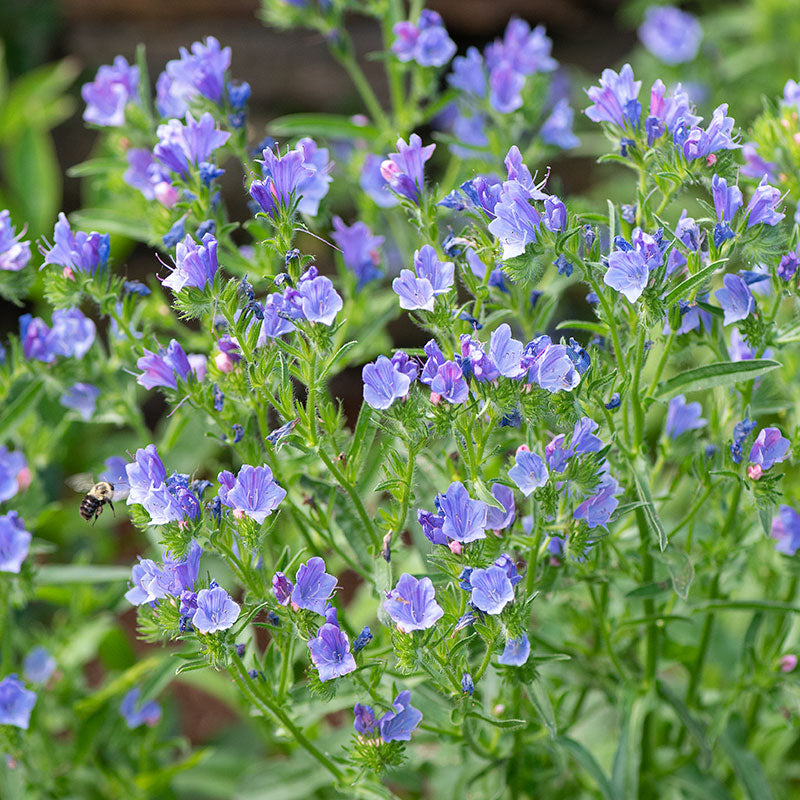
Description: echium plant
xmin=2 ymin=2 xmax=800 ymax=798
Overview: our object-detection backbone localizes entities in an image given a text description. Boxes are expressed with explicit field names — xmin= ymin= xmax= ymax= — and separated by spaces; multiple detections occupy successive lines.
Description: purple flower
xmin=0 ymin=511 xmax=31 ymax=573
xmin=508 ymin=449 xmax=548 ymax=496
xmin=217 ymin=464 xmax=286 ymax=524
xmin=354 ymin=703 xmax=377 ymax=735
xmin=649 ymin=81 xmax=701 ymax=133
xmin=0 ymin=210 xmax=30 ymax=271
xmin=715 ymin=274 xmax=755 ymax=325
xmin=59 ymin=383 xmax=101 ymax=421
xmin=638 ymin=6 xmax=702 ymax=65
xmin=682 ymin=104 xmax=740 ymax=160
xmin=745 ymin=176 xmax=785 ymax=228
xmin=438 ymin=481 xmax=487 ymax=542
xmin=124 ymin=149 xmax=172 ymax=202
xmin=362 ymin=355 xmax=412 ymax=410
xmin=294 ymin=138 xmax=332 ymax=216
xmin=250 ymin=146 xmax=312 ymax=219
xmin=381 ymin=134 xmax=435 ymax=205
xmin=488 ymin=181 xmax=542 ymax=259
xmin=392 ymin=11 xmax=456 ymax=67
xmin=125 ymin=444 xmax=167 ymax=505
xmin=413 ymin=245 xmax=454 ymax=294
xmin=417 ymin=509 xmax=447 ymax=545
xmin=666 ymin=394 xmax=706 ymax=439
xmin=778 ymin=247 xmax=799 ymax=282
xmin=488 ymin=324 xmax=525 ymax=379
xmin=192 ymin=586 xmax=240 ymax=634
xmin=585 ymin=64 xmax=641 ymax=128
xmin=604 ymin=249 xmax=649 ymax=302
xmin=125 ymin=541 xmax=202 ymax=605
xmin=331 ymin=216 xmax=383 ymax=286
xmin=494 ymin=553 xmax=522 ymax=586
xmin=420 ymin=339 xmax=446 ymax=385
xmin=469 ymin=565 xmax=514 ymax=614
xmin=749 ymin=427 xmax=790 ymax=471
xmin=48 ymin=308 xmax=96 ymax=360
xmin=392 ymin=270 xmax=434 ymax=311
xmin=430 ymin=361 xmax=469 ymax=404
xmin=379 ymin=690 xmax=422 ymax=742
xmin=461 ymin=177 xmax=502 ymax=216
xmin=573 ymin=477 xmax=620 ymax=529
xmin=524 ymin=338 xmax=581 ymax=393
xmin=120 ymin=687 xmax=162 ymax=729
xmin=0 ymin=675 xmax=36 ymax=729
xmin=158 ymin=37 xmax=231 ymax=115
xmin=82 ymin=56 xmax=139 ymax=127
xmin=391 ymin=351 xmax=418 ymax=381
xmin=486 ymin=484 xmax=515 ymax=530
xmin=137 ymin=339 xmax=195 ymax=390
xmin=23 ymin=647 xmax=56 ymax=685
xmin=498 ymin=634 xmax=530 ymax=666
xmin=540 ymin=99 xmax=579 ymax=149
xmin=0 ymin=447 xmax=27 ymax=504
xmin=308 ymin=623 xmax=356 ymax=681
xmin=292 ymin=557 xmax=337 ymax=615
xmin=490 ymin=63 xmax=525 ymax=113
xmin=448 ymin=47 xmax=486 ymax=97
xmin=772 ymin=505 xmax=800 ymax=556
xmin=712 ymin=175 xmax=743 ymax=228
xmin=272 ymin=572 xmax=293 ymax=605
xmin=485 ymin=18 xmax=556 ymax=76
xmin=383 ymin=573 xmax=444 ymax=632
xmin=360 ymin=154 xmax=399 ymax=208
xmin=741 ymin=142 xmax=777 ymax=181
xmin=162 ymin=233 xmax=218 ymax=292
xmin=543 ymin=196 xmax=567 ymax=232
xmin=41 ymin=213 xmax=109 ymax=275
xmin=293 ymin=267 xmax=343 ymax=325
xmin=154 ymin=112 xmax=230 ymax=179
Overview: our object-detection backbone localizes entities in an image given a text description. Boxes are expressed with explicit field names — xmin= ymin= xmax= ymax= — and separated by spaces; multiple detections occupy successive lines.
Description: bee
xmin=66 ymin=474 xmax=128 ymax=523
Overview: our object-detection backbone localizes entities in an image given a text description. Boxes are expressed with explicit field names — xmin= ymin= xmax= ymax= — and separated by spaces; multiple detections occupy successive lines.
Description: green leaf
xmin=268 ymin=112 xmax=379 ymax=141
xmin=657 ymin=547 xmax=694 ymax=600
xmin=758 ymin=506 xmax=773 ymax=537
xmin=630 ymin=466 xmax=668 ymax=551
xmin=555 ymin=319 xmax=608 ymax=336
xmin=656 ymin=682 xmax=711 ymax=767
xmin=719 ymin=715 xmax=775 ymax=800
xmin=662 ymin=259 xmax=727 ymax=306
xmin=773 ymin=318 xmax=800 ymax=344
xmin=5 ymin=131 xmax=59 ymax=235
xmin=35 ymin=564 xmax=132 ymax=585
xmin=625 ymin=582 xmax=670 ymax=599
xmin=70 ymin=208 xmax=153 ymax=243
xmin=691 ymin=599 xmax=800 ymax=614
xmin=0 ymin=378 xmax=44 ymax=441
xmin=465 ymin=710 xmax=527 ymax=730
xmin=556 ymin=737 xmax=618 ymax=800
xmin=670 ymin=765 xmax=734 ymax=800
xmin=527 ymin=678 xmax=557 ymax=737
xmin=611 ymin=692 xmax=651 ymax=800
xmin=653 ymin=359 xmax=781 ymax=399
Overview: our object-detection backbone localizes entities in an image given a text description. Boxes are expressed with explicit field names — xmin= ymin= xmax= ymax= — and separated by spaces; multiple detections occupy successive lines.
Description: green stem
xmin=637 ymin=509 xmax=658 ymax=688
xmin=631 ymin=321 xmax=647 ymax=451
xmin=332 ymin=44 xmax=391 ymax=137
xmin=588 ymin=584 xmax=626 ymax=680
xmin=473 ymin=639 xmax=495 ymax=683
xmin=647 ymin=331 xmax=675 ymax=397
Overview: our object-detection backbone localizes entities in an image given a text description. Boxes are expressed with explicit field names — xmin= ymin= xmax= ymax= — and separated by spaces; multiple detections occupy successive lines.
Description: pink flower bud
xmin=380 ymin=160 xmax=400 ymax=183
xmin=516 ymin=444 xmax=530 ymax=455
xmin=232 ymin=509 xmax=245 ymax=520
xmin=492 ymin=704 xmax=505 ymax=715
xmin=780 ymin=654 xmax=797 ymax=672
xmin=448 ymin=540 xmax=462 ymax=555
xmin=291 ymin=602 xmax=300 ymax=612
xmin=16 ymin=467 xmax=32 ymax=492
xmin=747 ymin=464 xmax=763 ymax=480
xmin=62 ymin=266 xmax=74 ymax=280
xmin=430 ymin=392 xmax=442 ymax=405
xmin=154 ymin=181 xmax=178 ymax=208
xmin=705 ymin=153 xmax=717 ymax=167
xmin=215 ymin=352 xmax=235 ymax=373
xmin=795 ymin=133 xmax=800 ymax=145
xmin=178 ymin=520 xmax=188 ymax=530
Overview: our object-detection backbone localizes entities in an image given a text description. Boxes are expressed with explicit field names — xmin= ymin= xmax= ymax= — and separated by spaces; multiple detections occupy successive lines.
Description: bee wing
xmin=66 ymin=473 xmax=96 ymax=493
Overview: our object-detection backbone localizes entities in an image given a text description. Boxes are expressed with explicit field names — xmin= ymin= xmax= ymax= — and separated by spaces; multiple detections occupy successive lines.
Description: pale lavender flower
xmin=381 ymin=134 xmax=435 ymax=204
xmin=604 ymin=249 xmax=649 ymax=302
xmin=384 ymin=573 xmax=443 ymax=632
xmin=573 ymin=477 xmax=619 ymax=529
xmin=162 ymin=233 xmax=218 ymax=292
xmin=488 ymin=181 xmax=542 ymax=259
xmin=59 ymin=383 xmax=101 ymax=421
xmin=362 ymin=355 xmax=412 ymax=410
xmin=23 ymin=647 xmax=56 ymax=685
xmin=543 ymin=196 xmax=567 ymax=232
xmin=489 ymin=323 xmax=525 ymax=378
xmin=498 ymin=634 xmax=530 ymax=666
xmin=486 ymin=484 xmax=515 ymax=530
xmin=540 ymin=99 xmax=579 ymax=149
xmin=715 ymin=274 xmax=754 ymax=325
xmin=379 ymin=690 xmax=422 ymax=742
xmin=159 ymin=37 xmax=231 ymax=115
xmin=41 ymin=213 xmax=109 ymax=275
xmin=749 ymin=427 xmax=790 ymax=471
xmin=638 ymin=6 xmax=702 ymax=65
xmin=0 ymin=210 xmax=30 ymax=271
xmin=682 ymin=104 xmax=740 ymax=160
xmin=360 ymin=154 xmax=398 ymax=208
xmin=430 ymin=361 xmax=469 ymax=404
xmin=136 ymin=339 xmax=195 ymax=390
xmin=665 ymin=394 xmax=706 ymax=438
xmin=154 ymin=112 xmax=230 ymax=179
xmin=490 ymin=63 xmax=525 ymax=113
xmin=392 ymin=269 xmax=434 ymax=311
xmin=217 ymin=464 xmax=286 ymax=524
xmin=392 ymin=11 xmax=456 ymax=67
xmin=772 ymin=505 xmax=800 ymax=556
xmin=484 ymin=19 xmax=556 ymax=75
xmin=331 ymin=217 xmax=383 ymax=286
xmin=308 ymin=623 xmax=356 ymax=681
xmin=470 ymin=565 xmax=514 ymax=614
xmin=420 ymin=339 xmax=446 ymax=385
xmin=0 ymin=675 xmax=36 ymax=729
xmin=0 ymin=511 xmax=31 ymax=573
xmin=292 ymin=557 xmax=337 ymax=614
xmin=293 ymin=267 xmax=343 ymax=325
xmin=120 ymin=687 xmax=161 ymax=729
xmin=82 ymin=56 xmax=139 ymax=127
xmin=585 ymin=64 xmax=641 ymax=128
xmin=745 ymin=176 xmax=785 ymax=228
xmin=531 ymin=342 xmax=581 ymax=392
xmin=294 ymin=138 xmax=332 ymax=216
xmin=438 ymin=481 xmax=487 ymax=543
xmin=448 ymin=47 xmax=486 ymax=97
xmin=0 ymin=447 xmax=27 ymax=503
xmin=413 ymin=245 xmax=454 ymax=294
xmin=192 ymin=586 xmax=240 ymax=634
xmin=508 ymin=449 xmax=548 ymax=496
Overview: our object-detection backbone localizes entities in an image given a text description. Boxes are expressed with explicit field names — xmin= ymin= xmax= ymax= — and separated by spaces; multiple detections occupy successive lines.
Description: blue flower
xmin=0 ymin=210 xmax=30 ymax=272
xmin=665 ymin=394 xmax=706 ymax=439
xmin=136 ymin=339 xmax=195 ymax=390
xmin=331 ymin=216 xmax=383 ymax=286
xmin=638 ymin=6 xmax=702 ymax=65
xmin=749 ymin=427 xmax=790 ymax=471
xmin=59 ymin=383 xmax=101 ymax=421
xmin=125 ymin=540 xmax=202 ymax=605
xmin=420 ymin=339 xmax=446 ymax=385
xmin=292 ymin=557 xmax=337 ymax=615
xmin=353 ymin=703 xmax=377 ymax=735
xmin=82 ymin=56 xmax=140 ymax=127
xmin=508 ymin=448 xmax=548 ymax=496
xmin=272 ymin=572 xmax=293 ymax=606
xmin=293 ymin=138 xmax=332 ymax=216
xmin=359 ymin=154 xmax=399 ymax=208
xmin=494 ymin=553 xmax=522 ymax=586
xmin=380 ymin=134 xmax=435 ymax=205
xmin=392 ymin=269 xmax=434 ymax=311
xmin=430 ymin=361 xmax=469 ymax=404
xmin=712 ymin=174 xmax=743 ymax=230
xmin=293 ymin=267 xmax=343 ymax=325
xmin=0 ymin=511 xmax=31 ymax=574
xmin=605 ymin=393 xmax=621 ymax=410
xmin=124 ymin=148 xmax=172 ymax=203
xmin=498 ymin=634 xmax=531 ymax=666
xmin=522 ymin=337 xmax=581 ymax=393
xmin=469 ymin=565 xmax=514 ymax=614
xmin=41 ymin=212 xmax=109 ymax=276
xmin=158 ymin=37 xmax=231 ymax=115
xmin=384 ymin=573 xmax=444 ymax=632
xmin=604 ymin=249 xmax=649 ymax=302
xmin=488 ymin=181 xmax=542 ymax=259
xmin=543 ymin=196 xmax=567 ymax=232
xmin=413 ymin=245 xmax=454 ymax=295
xmin=486 ymin=484 xmax=516 ymax=531
xmin=417 ymin=509 xmax=447 ymax=545
xmin=0 ymin=447 xmax=27 ymax=503
xmin=119 ymin=687 xmax=162 ymax=729
xmin=682 ymin=104 xmax=740 ymax=160
xmin=489 ymin=63 xmax=525 ymax=113
xmin=0 ymin=674 xmax=36 ymax=729
xmin=772 ymin=506 xmax=800 ymax=556
xmin=438 ymin=481 xmax=488 ymax=543
xmin=461 ymin=177 xmax=501 ymax=216
xmin=308 ymin=621 xmax=356 ymax=682
xmin=585 ymin=64 xmax=641 ymax=128
xmin=23 ymin=647 xmax=56 ymax=685
xmin=745 ymin=176 xmax=785 ymax=228
xmin=154 ymin=112 xmax=230 ymax=179
xmin=353 ymin=626 xmax=372 ymax=653
xmin=217 ymin=464 xmax=286 ymax=524
xmin=573 ymin=477 xmax=619 ymax=529
xmin=379 ymin=690 xmax=422 ymax=742
xmin=162 ymin=232 xmax=219 ymax=292
xmin=392 ymin=11 xmax=456 ymax=67
xmin=192 ymin=585 xmax=240 ymax=634
xmin=362 ymin=355 xmax=412 ymax=410
xmin=448 ymin=46 xmax=486 ymax=96
xmin=461 ymin=672 xmax=474 ymax=695
xmin=484 ymin=18 xmax=556 ymax=76
xmin=488 ymin=324 xmax=525 ymax=379
xmin=715 ymin=274 xmax=754 ymax=326
xmin=540 ymin=99 xmax=579 ymax=149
